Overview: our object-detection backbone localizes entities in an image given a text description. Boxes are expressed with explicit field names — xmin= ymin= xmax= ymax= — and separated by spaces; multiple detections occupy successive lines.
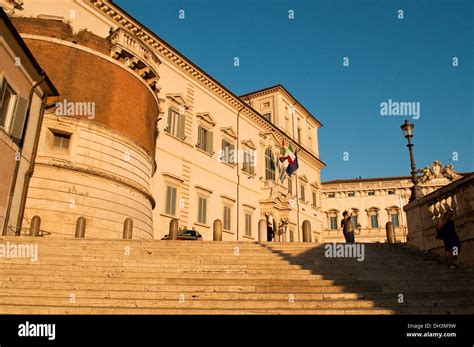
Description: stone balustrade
xmin=404 ymin=173 xmax=473 ymax=266
xmin=109 ymin=28 xmax=160 ymax=91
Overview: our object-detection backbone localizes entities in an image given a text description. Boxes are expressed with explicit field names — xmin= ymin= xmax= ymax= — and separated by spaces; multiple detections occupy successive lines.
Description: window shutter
xmin=207 ymin=131 xmax=213 ymax=154
xmin=166 ymin=108 xmax=172 ymax=133
xmin=11 ymin=96 xmax=28 ymax=146
xmin=178 ymin=113 xmax=185 ymax=139
xmin=0 ymin=76 xmax=5 ymax=107
xmin=230 ymin=143 xmax=235 ymax=163
xmin=171 ymin=188 xmax=176 ymax=215
xmin=197 ymin=126 xmax=202 ymax=148
xmin=166 ymin=186 xmax=171 ymax=214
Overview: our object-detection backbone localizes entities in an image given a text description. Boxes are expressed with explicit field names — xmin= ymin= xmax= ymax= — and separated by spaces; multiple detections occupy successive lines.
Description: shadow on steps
xmin=258 ymin=242 xmax=474 ymax=315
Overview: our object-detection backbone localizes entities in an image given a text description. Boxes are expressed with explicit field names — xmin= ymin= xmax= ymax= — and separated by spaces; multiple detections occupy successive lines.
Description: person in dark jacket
xmin=341 ymin=211 xmax=355 ymax=243
xmin=436 ymin=209 xmax=461 ymax=268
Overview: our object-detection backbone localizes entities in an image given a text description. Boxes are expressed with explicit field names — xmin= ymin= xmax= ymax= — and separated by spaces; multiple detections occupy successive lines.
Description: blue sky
xmin=115 ymin=0 xmax=473 ymax=181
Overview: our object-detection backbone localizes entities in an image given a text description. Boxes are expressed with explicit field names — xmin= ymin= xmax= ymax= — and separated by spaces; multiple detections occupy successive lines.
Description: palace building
xmin=0 ymin=0 xmax=326 ymax=241
xmin=321 ymin=161 xmax=464 ymax=243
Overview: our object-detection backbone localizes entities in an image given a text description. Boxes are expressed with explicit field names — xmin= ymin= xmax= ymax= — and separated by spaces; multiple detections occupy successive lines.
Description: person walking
xmin=341 ymin=211 xmax=355 ymax=243
xmin=436 ymin=209 xmax=461 ymax=268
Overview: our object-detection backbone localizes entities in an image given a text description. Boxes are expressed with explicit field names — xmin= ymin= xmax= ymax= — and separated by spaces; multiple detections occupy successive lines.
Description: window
xmin=242 ymin=150 xmax=255 ymax=175
xmin=297 ymin=128 xmax=301 ymax=143
xmin=348 ymin=191 xmax=355 ymax=197
xmin=166 ymin=108 xmax=185 ymax=139
xmin=300 ymin=184 xmax=305 ymax=202
xmin=0 ymin=80 xmax=17 ymax=131
xmin=221 ymin=139 xmax=235 ymax=164
xmin=370 ymin=214 xmax=379 ymax=228
xmin=0 ymin=79 xmax=28 ymax=146
xmin=197 ymin=125 xmax=213 ymax=154
xmin=328 ymin=192 xmax=335 ymax=198
xmin=52 ymin=131 xmax=71 ymax=149
xmin=245 ymin=212 xmax=252 ymax=236
xmin=351 ymin=214 xmax=358 ymax=228
xmin=312 ymin=191 xmax=317 ymax=207
xmin=262 ymin=113 xmax=271 ymax=122
xmin=198 ymin=196 xmax=207 ymax=224
xmin=330 ymin=217 xmax=338 ymax=230
xmin=288 ymin=177 xmax=293 ymax=195
xmin=223 ymin=206 xmax=231 ymax=231
xmin=165 ymin=186 xmax=177 ymax=216
xmin=265 ymin=148 xmax=275 ymax=181
xmin=388 ymin=190 xmax=395 ymax=195
xmin=391 ymin=212 xmax=400 ymax=227
xmin=368 ymin=191 xmax=375 ymax=196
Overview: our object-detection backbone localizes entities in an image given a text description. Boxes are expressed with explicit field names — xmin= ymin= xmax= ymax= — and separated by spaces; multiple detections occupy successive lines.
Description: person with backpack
xmin=341 ymin=210 xmax=355 ymax=243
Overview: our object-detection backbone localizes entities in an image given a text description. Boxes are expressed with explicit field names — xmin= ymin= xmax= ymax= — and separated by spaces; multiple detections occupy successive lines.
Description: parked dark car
xmin=161 ymin=230 xmax=203 ymax=241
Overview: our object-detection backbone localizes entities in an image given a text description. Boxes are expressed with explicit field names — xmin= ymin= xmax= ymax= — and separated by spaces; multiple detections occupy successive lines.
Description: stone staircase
xmin=0 ymin=237 xmax=473 ymax=314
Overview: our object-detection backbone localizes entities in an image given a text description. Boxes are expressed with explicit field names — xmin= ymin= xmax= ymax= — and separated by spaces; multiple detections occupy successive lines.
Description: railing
xmin=404 ymin=173 xmax=473 ymax=266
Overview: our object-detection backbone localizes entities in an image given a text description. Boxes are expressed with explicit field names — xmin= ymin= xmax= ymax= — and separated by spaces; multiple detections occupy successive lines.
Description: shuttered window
xmin=166 ymin=108 xmax=185 ymax=139
xmin=242 ymin=150 xmax=255 ymax=175
xmin=197 ymin=125 xmax=213 ymax=154
xmin=221 ymin=139 xmax=235 ymax=164
xmin=265 ymin=148 xmax=275 ymax=181
xmin=245 ymin=213 xmax=252 ymax=236
xmin=0 ymin=80 xmax=18 ymax=134
xmin=11 ymin=96 xmax=28 ymax=146
xmin=165 ymin=186 xmax=177 ymax=216
xmin=198 ymin=196 xmax=207 ymax=224
xmin=223 ymin=206 xmax=231 ymax=231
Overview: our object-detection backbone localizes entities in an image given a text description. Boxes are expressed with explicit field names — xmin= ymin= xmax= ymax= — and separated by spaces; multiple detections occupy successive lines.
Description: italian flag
xmin=279 ymin=139 xmax=296 ymax=166
xmin=279 ymin=140 xmax=299 ymax=177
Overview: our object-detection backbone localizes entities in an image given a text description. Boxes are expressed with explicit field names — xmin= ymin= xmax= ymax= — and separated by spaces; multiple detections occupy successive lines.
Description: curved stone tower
xmin=12 ymin=18 xmax=160 ymax=239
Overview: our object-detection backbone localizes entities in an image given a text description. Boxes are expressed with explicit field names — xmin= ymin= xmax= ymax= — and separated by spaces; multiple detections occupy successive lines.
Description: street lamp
xmin=400 ymin=120 xmax=422 ymax=202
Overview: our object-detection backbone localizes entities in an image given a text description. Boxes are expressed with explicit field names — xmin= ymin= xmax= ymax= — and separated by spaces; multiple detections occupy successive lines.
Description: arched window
xmin=265 ymin=148 xmax=275 ymax=181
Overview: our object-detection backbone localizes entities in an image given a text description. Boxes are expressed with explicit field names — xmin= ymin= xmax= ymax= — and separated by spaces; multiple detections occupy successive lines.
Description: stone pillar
xmin=258 ymin=219 xmax=267 ymax=242
xmin=302 ymin=220 xmax=311 ymax=243
xmin=386 ymin=221 xmax=396 ymax=243
xmin=213 ymin=219 xmax=223 ymax=241
xmin=123 ymin=218 xmax=133 ymax=239
xmin=75 ymin=217 xmax=86 ymax=238
xmin=29 ymin=215 xmax=41 ymax=237
xmin=169 ymin=218 xmax=179 ymax=240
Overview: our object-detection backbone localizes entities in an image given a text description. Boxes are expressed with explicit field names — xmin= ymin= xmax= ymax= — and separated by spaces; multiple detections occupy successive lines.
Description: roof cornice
xmin=87 ymin=0 xmax=325 ymax=168
xmin=240 ymin=84 xmax=323 ymax=128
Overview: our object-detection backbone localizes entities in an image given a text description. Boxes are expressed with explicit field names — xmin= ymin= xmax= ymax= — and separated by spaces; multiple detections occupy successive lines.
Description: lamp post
xmin=400 ymin=120 xmax=422 ymax=202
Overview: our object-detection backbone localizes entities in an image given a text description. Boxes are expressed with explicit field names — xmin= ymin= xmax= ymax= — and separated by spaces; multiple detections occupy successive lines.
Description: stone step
xmin=0 ymin=304 xmax=396 ymax=315
xmin=0 ymin=281 xmax=378 ymax=293
xmin=0 ymin=296 xmax=380 ymax=309
xmin=0 ymin=288 xmax=365 ymax=301
xmin=0 ymin=275 xmax=359 ymax=286
xmin=0 ymin=268 xmax=469 ymax=281
xmin=0 ymin=256 xmax=444 ymax=268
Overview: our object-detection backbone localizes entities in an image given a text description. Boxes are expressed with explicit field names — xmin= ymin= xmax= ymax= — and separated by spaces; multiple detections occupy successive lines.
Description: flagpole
xmin=295 ymin=167 xmax=300 ymax=242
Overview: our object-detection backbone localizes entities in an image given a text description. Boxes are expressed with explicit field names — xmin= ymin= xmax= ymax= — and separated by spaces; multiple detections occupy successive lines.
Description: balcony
xmin=109 ymin=28 xmax=160 ymax=91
